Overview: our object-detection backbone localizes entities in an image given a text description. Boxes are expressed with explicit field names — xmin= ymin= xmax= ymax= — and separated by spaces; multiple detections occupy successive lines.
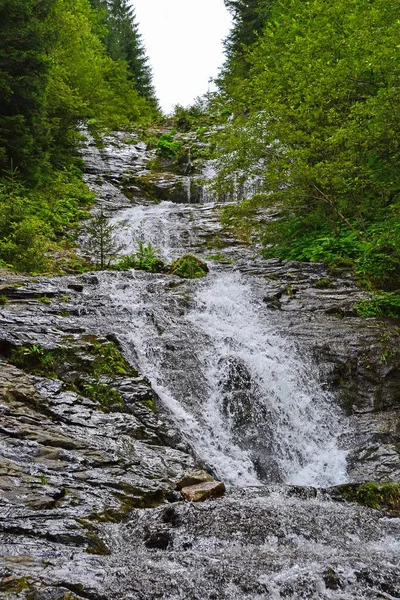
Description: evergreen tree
xmin=222 ymin=0 xmax=272 ymax=78
xmin=0 ymin=0 xmax=55 ymax=180
xmin=88 ymin=0 xmax=157 ymax=104
xmin=215 ymin=0 xmax=400 ymax=295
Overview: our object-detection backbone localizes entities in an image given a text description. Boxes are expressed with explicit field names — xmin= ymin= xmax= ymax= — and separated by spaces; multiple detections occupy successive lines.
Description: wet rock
xmin=323 ymin=568 xmax=342 ymax=590
xmin=68 ymin=283 xmax=84 ymax=292
xmin=144 ymin=527 xmax=172 ymax=550
xmin=0 ymin=128 xmax=399 ymax=598
xmin=175 ymin=469 xmax=214 ymax=490
xmin=181 ymin=480 xmax=226 ymax=502
xmin=161 ymin=505 xmax=181 ymax=527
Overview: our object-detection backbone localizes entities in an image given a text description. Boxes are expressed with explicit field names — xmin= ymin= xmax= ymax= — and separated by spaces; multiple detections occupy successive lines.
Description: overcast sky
xmin=131 ymin=0 xmax=232 ymax=114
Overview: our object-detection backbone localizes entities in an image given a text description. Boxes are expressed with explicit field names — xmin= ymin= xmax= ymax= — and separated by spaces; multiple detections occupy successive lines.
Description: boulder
xmin=181 ymin=480 xmax=226 ymax=502
xmin=170 ymin=254 xmax=209 ymax=279
xmin=176 ymin=470 xmax=214 ymax=491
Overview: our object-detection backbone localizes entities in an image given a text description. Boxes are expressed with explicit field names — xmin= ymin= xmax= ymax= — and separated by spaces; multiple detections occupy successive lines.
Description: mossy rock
xmin=337 ymin=481 xmax=400 ymax=511
xmin=170 ymin=254 xmax=209 ymax=279
xmin=6 ymin=338 xmax=143 ymax=413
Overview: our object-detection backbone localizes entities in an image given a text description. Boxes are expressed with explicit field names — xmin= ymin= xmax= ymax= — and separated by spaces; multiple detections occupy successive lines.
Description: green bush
xmin=114 ymin=241 xmax=165 ymax=273
xmin=156 ymin=131 xmax=183 ymax=159
xmin=355 ymin=292 xmax=400 ymax=319
xmin=0 ymin=167 xmax=94 ymax=274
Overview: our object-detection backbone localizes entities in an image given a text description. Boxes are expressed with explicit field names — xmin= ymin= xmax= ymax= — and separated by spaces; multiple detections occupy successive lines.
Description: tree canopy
xmin=214 ymin=0 xmax=400 ymax=298
xmin=0 ymin=0 xmax=158 ymax=273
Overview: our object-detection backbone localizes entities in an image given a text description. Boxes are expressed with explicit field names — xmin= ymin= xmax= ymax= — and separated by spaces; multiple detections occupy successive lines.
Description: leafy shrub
xmin=0 ymin=168 xmax=94 ymax=274
xmin=134 ymin=241 xmax=164 ymax=271
xmin=355 ymin=292 xmax=400 ymax=319
xmin=115 ymin=241 xmax=165 ymax=273
xmin=156 ymin=131 xmax=183 ymax=158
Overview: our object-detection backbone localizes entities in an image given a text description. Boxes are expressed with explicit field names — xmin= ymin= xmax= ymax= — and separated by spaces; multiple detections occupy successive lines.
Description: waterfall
xmin=94 ymin=133 xmax=348 ymax=489
xmin=187 ymin=271 xmax=348 ymax=486
xmin=101 ymin=266 xmax=347 ymax=488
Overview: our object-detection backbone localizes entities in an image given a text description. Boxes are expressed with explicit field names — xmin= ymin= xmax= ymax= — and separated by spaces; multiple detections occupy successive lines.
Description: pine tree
xmin=104 ymin=0 xmax=156 ymax=103
xmin=0 ymin=0 xmax=55 ymax=180
xmin=85 ymin=211 xmax=124 ymax=269
xmin=223 ymin=0 xmax=272 ymax=76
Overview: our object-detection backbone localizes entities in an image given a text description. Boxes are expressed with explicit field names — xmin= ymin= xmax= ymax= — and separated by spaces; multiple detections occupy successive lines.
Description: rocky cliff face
xmin=0 ymin=131 xmax=399 ymax=599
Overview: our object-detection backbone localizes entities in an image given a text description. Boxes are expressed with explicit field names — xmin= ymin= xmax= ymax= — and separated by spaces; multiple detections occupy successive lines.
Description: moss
xmin=141 ymin=397 xmax=156 ymax=411
xmin=86 ymin=489 xmax=166 ymax=524
xmin=314 ymin=277 xmax=334 ymax=289
xmin=7 ymin=338 xmax=140 ymax=412
xmin=0 ymin=576 xmax=32 ymax=593
xmin=38 ymin=295 xmax=51 ymax=304
xmin=337 ymin=482 xmax=400 ymax=511
xmin=76 ymin=519 xmax=110 ymax=555
xmin=205 ymin=234 xmax=225 ymax=249
xmin=170 ymin=254 xmax=209 ymax=279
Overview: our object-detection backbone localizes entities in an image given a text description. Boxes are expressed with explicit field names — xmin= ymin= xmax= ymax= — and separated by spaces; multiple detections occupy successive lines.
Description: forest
xmin=0 ymin=0 xmax=158 ymax=273
xmin=215 ymin=0 xmax=400 ymax=317
xmin=0 ymin=0 xmax=399 ymax=316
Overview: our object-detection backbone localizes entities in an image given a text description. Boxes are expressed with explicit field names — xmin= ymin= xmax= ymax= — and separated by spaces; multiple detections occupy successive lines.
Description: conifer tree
xmin=0 ymin=0 xmax=55 ymax=180
xmin=90 ymin=0 xmax=157 ymax=104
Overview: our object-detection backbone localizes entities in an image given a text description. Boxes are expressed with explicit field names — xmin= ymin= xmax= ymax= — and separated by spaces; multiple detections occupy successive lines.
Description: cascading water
xmin=187 ymin=271 xmax=348 ymax=486
xmin=87 ymin=132 xmax=348 ymax=488
xmin=100 ymin=265 xmax=347 ymax=488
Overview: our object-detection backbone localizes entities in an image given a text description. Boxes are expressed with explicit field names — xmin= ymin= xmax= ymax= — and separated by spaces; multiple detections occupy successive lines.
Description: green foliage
xmin=8 ymin=339 xmax=143 ymax=412
xmin=133 ymin=241 xmax=164 ymax=272
xmin=0 ymin=0 xmax=55 ymax=181
xmin=171 ymin=97 xmax=211 ymax=131
xmin=82 ymin=381 xmax=124 ymax=410
xmin=355 ymin=293 xmax=400 ymax=319
xmin=10 ymin=344 xmax=56 ymax=375
xmin=314 ymin=278 xmax=334 ymax=290
xmin=0 ymin=0 xmax=158 ymax=274
xmin=223 ymin=0 xmax=273 ymax=79
xmin=0 ymin=166 xmax=93 ymax=273
xmin=338 ymin=482 xmax=400 ymax=511
xmin=0 ymin=0 xmax=156 ymax=182
xmin=215 ymin=0 xmax=400 ymax=299
xmin=101 ymin=0 xmax=157 ymax=105
xmin=156 ymin=131 xmax=183 ymax=159
xmin=170 ymin=254 xmax=209 ymax=279
xmin=114 ymin=241 xmax=165 ymax=273
xmin=85 ymin=212 xmax=124 ymax=269
xmin=90 ymin=341 xmax=131 ymax=376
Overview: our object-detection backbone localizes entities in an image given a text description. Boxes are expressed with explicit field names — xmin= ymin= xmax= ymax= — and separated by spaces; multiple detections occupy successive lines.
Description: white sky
xmin=131 ymin=0 xmax=232 ymax=114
